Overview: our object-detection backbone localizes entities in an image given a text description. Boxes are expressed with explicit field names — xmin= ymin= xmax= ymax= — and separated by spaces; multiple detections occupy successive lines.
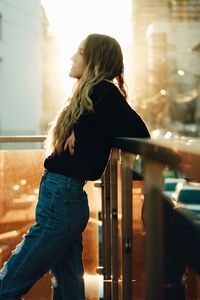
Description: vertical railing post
xmin=143 ymin=159 xmax=164 ymax=300
xmin=102 ymin=162 xmax=112 ymax=299
xmin=110 ymin=149 xmax=119 ymax=300
xmin=0 ymin=152 xmax=4 ymax=218
xmin=121 ymin=152 xmax=135 ymax=300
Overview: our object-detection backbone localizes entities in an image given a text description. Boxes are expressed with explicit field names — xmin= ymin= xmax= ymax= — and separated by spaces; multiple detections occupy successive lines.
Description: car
xmin=163 ymin=177 xmax=186 ymax=198
xmin=171 ymin=181 xmax=200 ymax=220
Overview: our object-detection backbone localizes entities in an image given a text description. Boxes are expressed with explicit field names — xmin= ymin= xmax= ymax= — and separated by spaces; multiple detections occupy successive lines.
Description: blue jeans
xmin=0 ymin=171 xmax=89 ymax=300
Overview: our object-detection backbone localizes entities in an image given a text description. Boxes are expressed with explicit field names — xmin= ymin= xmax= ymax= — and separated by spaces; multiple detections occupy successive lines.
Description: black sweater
xmin=44 ymin=80 xmax=150 ymax=180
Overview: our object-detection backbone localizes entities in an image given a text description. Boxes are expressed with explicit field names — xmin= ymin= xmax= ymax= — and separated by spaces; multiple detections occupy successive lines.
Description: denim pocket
xmin=41 ymin=178 xmax=59 ymax=200
xmin=62 ymin=187 xmax=87 ymax=204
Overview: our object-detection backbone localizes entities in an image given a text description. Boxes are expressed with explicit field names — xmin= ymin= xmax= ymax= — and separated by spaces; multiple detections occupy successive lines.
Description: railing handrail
xmin=113 ymin=136 xmax=200 ymax=154
xmin=112 ymin=137 xmax=200 ymax=181
xmin=0 ymin=135 xmax=46 ymax=143
xmin=1 ymin=134 xmax=199 ymax=153
xmin=1 ymin=135 xmax=199 ymax=180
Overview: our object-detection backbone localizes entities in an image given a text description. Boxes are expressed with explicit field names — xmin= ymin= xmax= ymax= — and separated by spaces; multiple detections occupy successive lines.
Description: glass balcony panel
xmin=0 ymin=145 xmax=102 ymax=300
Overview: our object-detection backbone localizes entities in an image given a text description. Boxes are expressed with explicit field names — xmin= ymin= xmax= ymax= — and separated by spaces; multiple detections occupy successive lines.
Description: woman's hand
xmin=64 ymin=131 xmax=75 ymax=155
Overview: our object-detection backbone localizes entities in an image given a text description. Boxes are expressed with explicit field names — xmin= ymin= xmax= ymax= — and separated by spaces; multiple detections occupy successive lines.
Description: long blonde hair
xmin=45 ymin=33 xmax=127 ymax=155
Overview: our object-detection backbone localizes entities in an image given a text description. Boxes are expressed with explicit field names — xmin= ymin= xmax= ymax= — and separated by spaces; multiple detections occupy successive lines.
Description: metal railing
xmin=1 ymin=135 xmax=200 ymax=299
xmin=101 ymin=137 xmax=200 ymax=300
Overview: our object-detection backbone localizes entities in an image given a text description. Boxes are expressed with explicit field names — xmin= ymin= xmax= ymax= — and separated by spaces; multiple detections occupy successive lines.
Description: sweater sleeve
xmin=73 ymin=81 xmax=150 ymax=142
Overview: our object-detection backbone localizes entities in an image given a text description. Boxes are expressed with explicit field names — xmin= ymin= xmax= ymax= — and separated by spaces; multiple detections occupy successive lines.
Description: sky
xmin=41 ymin=0 xmax=133 ymax=96
xmin=41 ymin=0 xmax=132 ymax=74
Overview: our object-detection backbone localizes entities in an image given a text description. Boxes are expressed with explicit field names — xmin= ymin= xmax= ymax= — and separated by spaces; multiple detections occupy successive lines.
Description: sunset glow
xmin=41 ymin=0 xmax=132 ymax=86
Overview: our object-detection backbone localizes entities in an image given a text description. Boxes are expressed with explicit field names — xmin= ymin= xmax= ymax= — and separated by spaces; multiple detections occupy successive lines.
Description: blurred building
xmin=0 ymin=1 xmax=65 ymax=146
xmin=0 ymin=0 xmax=42 ymax=136
xmin=132 ymin=0 xmax=200 ymax=136
xmin=41 ymin=13 xmax=65 ymax=134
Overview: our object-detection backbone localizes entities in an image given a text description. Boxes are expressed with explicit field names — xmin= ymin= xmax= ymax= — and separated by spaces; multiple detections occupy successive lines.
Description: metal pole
xmin=121 ymin=152 xmax=134 ymax=300
xmin=103 ymin=163 xmax=112 ymax=299
xmin=110 ymin=149 xmax=119 ymax=299
xmin=143 ymin=159 xmax=164 ymax=300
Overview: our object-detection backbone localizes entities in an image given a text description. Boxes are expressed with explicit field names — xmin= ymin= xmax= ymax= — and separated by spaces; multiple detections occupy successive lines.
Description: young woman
xmin=0 ymin=33 xmax=150 ymax=300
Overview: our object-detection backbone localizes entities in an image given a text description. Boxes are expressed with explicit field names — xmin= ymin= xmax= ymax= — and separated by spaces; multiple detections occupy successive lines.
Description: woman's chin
xmin=69 ymin=72 xmax=79 ymax=79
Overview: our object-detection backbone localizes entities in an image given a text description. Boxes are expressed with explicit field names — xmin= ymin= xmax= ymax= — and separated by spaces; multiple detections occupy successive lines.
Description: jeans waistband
xmin=43 ymin=170 xmax=85 ymax=187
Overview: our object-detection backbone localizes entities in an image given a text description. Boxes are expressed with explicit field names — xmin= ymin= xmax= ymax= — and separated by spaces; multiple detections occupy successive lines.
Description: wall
xmin=0 ymin=0 xmax=42 ymax=136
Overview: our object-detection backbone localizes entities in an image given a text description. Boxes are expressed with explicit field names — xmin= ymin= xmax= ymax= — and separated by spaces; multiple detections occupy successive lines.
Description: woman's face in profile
xmin=69 ymin=40 xmax=85 ymax=79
